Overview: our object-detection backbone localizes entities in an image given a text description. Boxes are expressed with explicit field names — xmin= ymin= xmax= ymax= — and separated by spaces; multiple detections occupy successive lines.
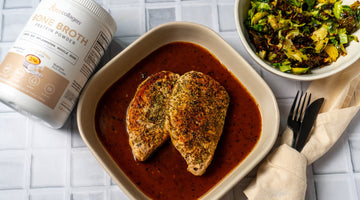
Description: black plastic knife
xmin=295 ymin=97 xmax=325 ymax=152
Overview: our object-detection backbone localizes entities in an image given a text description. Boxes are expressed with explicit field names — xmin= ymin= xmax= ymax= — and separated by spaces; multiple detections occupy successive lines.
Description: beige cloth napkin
xmin=244 ymin=60 xmax=360 ymax=200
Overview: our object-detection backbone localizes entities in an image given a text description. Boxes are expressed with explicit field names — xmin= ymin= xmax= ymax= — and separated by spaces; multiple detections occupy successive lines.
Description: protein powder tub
xmin=0 ymin=0 xmax=116 ymax=128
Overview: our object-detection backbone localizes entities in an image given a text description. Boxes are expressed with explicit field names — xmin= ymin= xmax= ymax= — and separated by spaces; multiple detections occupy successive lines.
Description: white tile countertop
xmin=0 ymin=0 xmax=360 ymax=200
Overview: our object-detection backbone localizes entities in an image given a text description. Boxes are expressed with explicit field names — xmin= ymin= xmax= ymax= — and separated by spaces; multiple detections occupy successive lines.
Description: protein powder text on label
xmin=0 ymin=0 xmax=117 ymax=128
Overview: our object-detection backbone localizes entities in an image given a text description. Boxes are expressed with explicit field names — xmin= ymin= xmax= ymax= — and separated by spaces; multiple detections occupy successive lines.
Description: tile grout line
xmin=306 ymin=165 xmax=316 ymax=200
xmin=24 ymin=117 xmax=32 ymax=197
xmin=345 ymin=132 xmax=360 ymax=200
xmin=212 ymin=0 xmax=220 ymax=33
xmin=0 ymin=0 xmax=3 ymax=42
xmin=65 ymin=115 xmax=75 ymax=200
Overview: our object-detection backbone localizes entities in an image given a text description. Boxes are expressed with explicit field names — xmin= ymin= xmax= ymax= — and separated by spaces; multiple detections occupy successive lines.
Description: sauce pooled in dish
xmin=96 ymin=41 xmax=261 ymax=200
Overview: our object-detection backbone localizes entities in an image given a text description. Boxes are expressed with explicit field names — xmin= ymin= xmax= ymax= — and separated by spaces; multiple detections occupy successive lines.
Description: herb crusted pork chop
xmin=165 ymin=71 xmax=230 ymax=176
xmin=126 ymin=71 xmax=180 ymax=161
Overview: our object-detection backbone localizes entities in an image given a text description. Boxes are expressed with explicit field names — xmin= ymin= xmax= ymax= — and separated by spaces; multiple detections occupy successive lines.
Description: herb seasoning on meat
xmin=165 ymin=71 xmax=230 ymax=176
xmin=127 ymin=71 xmax=179 ymax=161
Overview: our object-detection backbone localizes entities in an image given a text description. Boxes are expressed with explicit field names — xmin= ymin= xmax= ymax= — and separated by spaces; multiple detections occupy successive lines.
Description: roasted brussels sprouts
xmin=246 ymin=0 xmax=360 ymax=74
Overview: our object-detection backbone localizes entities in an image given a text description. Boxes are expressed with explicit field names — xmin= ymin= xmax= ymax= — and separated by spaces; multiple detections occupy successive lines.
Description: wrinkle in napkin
xmin=244 ymin=60 xmax=360 ymax=200
xmin=244 ymin=144 xmax=307 ymax=200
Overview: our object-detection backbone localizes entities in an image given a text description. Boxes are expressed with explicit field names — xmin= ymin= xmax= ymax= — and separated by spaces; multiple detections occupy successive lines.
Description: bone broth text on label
xmin=0 ymin=0 xmax=116 ymax=128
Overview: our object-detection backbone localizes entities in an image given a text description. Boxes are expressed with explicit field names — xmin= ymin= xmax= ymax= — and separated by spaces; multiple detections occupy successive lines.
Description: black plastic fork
xmin=287 ymin=91 xmax=311 ymax=147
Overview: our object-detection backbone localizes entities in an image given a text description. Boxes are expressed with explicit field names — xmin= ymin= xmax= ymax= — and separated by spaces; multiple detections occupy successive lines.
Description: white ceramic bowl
xmin=77 ymin=21 xmax=279 ymax=200
xmin=235 ymin=0 xmax=360 ymax=81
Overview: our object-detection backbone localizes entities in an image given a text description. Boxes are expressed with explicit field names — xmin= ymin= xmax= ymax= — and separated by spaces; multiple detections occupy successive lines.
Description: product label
xmin=0 ymin=53 xmax=68 ymax=109
xmin=0 ymin=0 xmax=113 ymax=113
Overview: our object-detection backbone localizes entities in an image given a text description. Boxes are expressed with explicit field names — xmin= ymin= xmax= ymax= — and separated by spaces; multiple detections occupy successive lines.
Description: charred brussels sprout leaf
xmin=333 ymin=1 xmax=342 ymax=19
xmin=289 ymin=0 xmax=302 ymax=7
xmin=304 ymin=0 xmax=315 ymax=9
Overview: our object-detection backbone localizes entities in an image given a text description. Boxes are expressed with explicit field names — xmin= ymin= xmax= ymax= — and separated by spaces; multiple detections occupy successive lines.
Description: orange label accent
xmin=0 ymin=52 xmax=69 ymax=109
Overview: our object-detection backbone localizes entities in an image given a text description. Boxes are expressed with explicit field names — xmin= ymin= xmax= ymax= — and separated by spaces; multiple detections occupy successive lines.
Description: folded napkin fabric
xmin=244 ymin=144 xmax=307 ymax=200
xmin=244 ymin=59 xmax=360 ymax=200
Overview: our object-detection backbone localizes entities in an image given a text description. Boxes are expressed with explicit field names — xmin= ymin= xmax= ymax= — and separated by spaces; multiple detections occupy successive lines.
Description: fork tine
xmin=306 ymin=93 xmax=311 ymax=108
xmin=297 ymin=92 xmax=307 ymax=121
xmin=288 ymin=91 xmax=300 ymax=120
xmin=294 ymin=91 xmax=303 ymax=120
xmin=288 ymin=91 xmax=300 ymax=147
xmin=300 ymin=93 xmax=312 ymax=121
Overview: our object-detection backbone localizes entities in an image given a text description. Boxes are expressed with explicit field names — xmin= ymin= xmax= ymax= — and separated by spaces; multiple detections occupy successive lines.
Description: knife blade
xmin=295 ymin=97 xmax=325 ymax=152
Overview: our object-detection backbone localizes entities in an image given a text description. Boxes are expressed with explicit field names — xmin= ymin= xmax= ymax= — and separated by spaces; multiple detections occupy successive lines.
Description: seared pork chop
xmin=127 ymin=71 xmax=180 ymax=161
xmin=165 ymin=71 xmax=230 ymax=176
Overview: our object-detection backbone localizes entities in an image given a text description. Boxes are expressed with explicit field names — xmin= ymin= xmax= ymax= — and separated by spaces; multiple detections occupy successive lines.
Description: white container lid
xmin=71 ymin=0 xmax=117 ymax=35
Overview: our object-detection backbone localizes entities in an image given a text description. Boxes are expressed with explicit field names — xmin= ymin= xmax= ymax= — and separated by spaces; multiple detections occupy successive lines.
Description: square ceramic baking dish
xmin=77 ymin=21 xmax=279 ymax=200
